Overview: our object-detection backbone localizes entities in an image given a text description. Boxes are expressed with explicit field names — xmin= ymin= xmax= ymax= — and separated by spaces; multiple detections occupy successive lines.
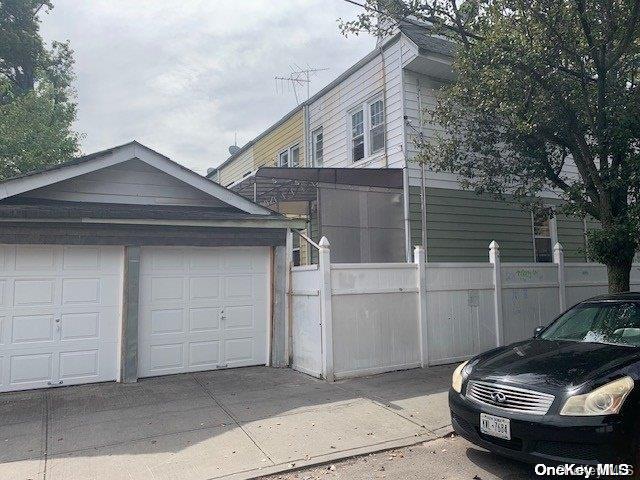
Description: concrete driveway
xmin=0 ymin=365 xmax=455 ymax=480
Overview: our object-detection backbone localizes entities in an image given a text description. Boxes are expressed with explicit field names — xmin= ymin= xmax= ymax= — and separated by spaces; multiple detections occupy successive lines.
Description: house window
xmin=349 ymin=96 xmax=385 ymax=162
xmin=278 ymin=144 xmax=300 ymax=168
xmin=290 ymin=144 xmax=300 ymax=167
xmin=369 ymin=99 xmax=385 ymax=154
xmin=351 ymin=110 xmax=365 ymax=162
xmin=532 ymin=211 xmax=556 ymax=263
xmin=312 ymin=127 xmax=323 ymax=166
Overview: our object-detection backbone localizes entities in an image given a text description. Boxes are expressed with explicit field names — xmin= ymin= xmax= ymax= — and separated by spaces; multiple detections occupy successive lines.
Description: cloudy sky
xmin=39 ymin=1 xmax=374 ymax=174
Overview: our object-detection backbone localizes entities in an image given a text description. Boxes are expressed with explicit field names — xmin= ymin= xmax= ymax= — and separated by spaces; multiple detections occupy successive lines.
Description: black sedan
xmin=449 ymin=292 xmax=640 ymax=467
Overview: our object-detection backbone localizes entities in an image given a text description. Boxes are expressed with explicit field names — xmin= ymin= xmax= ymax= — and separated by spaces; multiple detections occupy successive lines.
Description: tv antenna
xmin=275 ymin=64 xmax=329 ymax=105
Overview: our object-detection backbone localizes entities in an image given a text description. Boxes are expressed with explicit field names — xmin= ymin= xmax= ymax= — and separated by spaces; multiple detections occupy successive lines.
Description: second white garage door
xmin=138 ymin=247 xmax=270 ymax=377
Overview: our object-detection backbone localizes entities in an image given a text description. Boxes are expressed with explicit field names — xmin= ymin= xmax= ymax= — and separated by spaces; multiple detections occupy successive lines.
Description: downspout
xmin=418 ymin=76 xmax=428 ymax=255
xmin=403 ymin=166 xmax=412 ymax=262
xmin=379 ymin=45 xmax=389 ymax=168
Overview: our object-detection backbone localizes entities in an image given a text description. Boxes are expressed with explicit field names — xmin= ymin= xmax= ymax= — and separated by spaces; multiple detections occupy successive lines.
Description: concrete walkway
xmin=0 ymin=365 xmax=455 ymax=480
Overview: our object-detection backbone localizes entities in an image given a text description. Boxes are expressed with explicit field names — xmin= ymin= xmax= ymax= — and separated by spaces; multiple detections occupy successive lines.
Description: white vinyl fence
xmin=288 ymin=237 xmax=640 ymax=381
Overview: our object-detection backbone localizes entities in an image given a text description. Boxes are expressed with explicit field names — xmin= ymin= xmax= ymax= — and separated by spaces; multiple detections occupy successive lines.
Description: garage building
xmin=0 ymin=142 xmax=301 ymax=392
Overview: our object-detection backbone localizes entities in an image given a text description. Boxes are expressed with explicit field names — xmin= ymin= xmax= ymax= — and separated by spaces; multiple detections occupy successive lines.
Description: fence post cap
xmin=553 ymin=242 xmax=564 ymax=251
xmin=489 ymin=240 xmax=500 ymax=249
xmin=414 ymin=245 xmax=425 ymax=251
xmin=319 ymin=236 xmax=330 ymax=248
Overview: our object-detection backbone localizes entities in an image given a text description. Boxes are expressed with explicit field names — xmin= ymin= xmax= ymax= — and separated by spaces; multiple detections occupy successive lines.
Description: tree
xmin=342 ymin=0 xmax=640 ymax=293
xmin=0 ymin=0 xmax=80 ymax=179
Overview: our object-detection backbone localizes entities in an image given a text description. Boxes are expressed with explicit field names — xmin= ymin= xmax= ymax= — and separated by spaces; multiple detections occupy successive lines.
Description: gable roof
xmin=0 ymin=141 xmax=274 ymax=216
xmin=398 ymin=21 xmax=455 ymax=58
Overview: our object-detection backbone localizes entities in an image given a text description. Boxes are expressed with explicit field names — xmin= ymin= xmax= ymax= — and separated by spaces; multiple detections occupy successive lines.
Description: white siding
xmin=403 ymin=69 xmax=581 ymax=193
xmin=307 ymin=36 xmax=415 ymax=170
xmin=25 ymin=159 xmax=226 ymax=207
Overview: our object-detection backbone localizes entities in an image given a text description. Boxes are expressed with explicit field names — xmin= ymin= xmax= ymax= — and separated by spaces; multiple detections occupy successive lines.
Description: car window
xmin=541 ymin=302 xmax=640 ymax=346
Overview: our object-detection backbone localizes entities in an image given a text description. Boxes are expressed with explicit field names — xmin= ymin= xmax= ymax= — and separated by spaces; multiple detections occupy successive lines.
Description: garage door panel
xmin=150 ymin=309 xmax=184 ymax=335
xmin=10 ymin=352 xmax=53 ymax=385
xmin=0 ymin=245 xmax=122 ymax=392
xmin=189 ymin=307 xmax=221 ymax=332
xmin=11 ymin=314 xmax=55 ymax=344
xmin=14 ymin=279 xmax=55 ymax=306
xmin=188 ymin=340 xmax=221 ymax=368
xmin=149 ymin=277 xmax=184 ymax=302
xmin=224 ymin=338 xmax=255 ymax=365
xmin=59 ymin=312 xmax=99 ymax=341
xmin=15 ymin=246 xmax=55 ymax=271
xmin=139 ymin=247 xmax=269 ymax=377
xmin=148 ymin=343 xmax=184 ymax=372
xmin=58 ymin=350 xmax=99 ymax=379
xmin=189 ymin=276 xmax=221 ymax=300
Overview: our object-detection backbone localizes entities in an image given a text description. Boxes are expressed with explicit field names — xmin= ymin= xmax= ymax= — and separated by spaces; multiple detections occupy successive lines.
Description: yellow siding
xmin=253 ymin=110 xmax=305 ymax=170
xmin=219 ymin=148 xmax=254 ymax=187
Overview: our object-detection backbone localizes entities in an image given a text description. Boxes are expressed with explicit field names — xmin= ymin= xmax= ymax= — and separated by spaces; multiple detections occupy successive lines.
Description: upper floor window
xmin=349 ymin=96 xmax=385 ymax=162
xmin=278 ymin=144 xmax=300 ymax=168
xmin=532 ymin=211 xmax=557 ymax=263
xmin=369 ymin=99 xmax=385 ymax=153
xmin=312 ymin=127 xmax=323 ymax=166
xmin=351 ymin=110 xmax=365 ymax=162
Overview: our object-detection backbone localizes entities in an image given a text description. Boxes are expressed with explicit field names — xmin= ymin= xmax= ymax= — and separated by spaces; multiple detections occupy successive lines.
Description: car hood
xmin=470 ymin=339 xmax=639 ymax=390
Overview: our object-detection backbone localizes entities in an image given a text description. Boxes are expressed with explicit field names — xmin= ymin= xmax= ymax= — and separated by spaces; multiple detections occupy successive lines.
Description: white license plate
xmin=480 ymin=413 xmax=511 ymax=440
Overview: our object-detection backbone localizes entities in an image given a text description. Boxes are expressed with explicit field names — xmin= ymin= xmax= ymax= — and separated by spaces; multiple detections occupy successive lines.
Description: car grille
xmin=466 ymin=380 xmax=555 ymax=415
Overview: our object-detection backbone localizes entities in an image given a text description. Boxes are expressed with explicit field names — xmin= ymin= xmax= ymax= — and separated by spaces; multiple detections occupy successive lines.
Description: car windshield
xmin=540 ymin=301 xmax=640 ymax=347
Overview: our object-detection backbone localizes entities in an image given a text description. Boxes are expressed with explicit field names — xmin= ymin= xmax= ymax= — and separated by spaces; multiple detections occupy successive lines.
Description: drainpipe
xmin=403 ymin=166 xmax=411 ymax=262
xmin=303 ymin=103 xmax=311 ymax=166
xmin=417 ymin=76 xmax=428 ymax=255
xmin=379 ymin=45 xmax=389 ymax=168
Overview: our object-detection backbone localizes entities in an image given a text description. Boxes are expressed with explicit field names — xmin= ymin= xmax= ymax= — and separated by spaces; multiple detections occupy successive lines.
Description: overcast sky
xmin=39 ymin=1 xmax=374 ymax=174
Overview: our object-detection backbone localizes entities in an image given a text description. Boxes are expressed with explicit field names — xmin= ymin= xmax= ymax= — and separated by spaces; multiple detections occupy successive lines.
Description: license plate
xmin=480 ymin=413 xmax=511 ymax=440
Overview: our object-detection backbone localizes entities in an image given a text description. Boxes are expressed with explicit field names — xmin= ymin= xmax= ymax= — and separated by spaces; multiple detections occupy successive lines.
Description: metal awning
xmin=231 ymin=167 xmax=403 ymax=206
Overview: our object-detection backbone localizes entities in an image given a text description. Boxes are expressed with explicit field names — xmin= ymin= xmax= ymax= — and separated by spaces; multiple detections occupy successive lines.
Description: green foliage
xmin=586 ymin=223 xmax=637 ymax=267
xmin=0 ymin=0 xmax=80 ymax=179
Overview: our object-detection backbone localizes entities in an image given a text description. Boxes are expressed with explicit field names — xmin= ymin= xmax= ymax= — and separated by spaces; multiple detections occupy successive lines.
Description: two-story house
xmin=208 ymin=21 xmax=590 ymax=265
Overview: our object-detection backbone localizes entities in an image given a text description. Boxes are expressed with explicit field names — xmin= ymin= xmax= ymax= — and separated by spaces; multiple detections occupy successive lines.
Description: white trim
xmin=347 ymin=93 xmax=385 ymax=164
xmin=0 ymin=142 xmax=272 ymax=216
xmin=277 ymin=143 xmax=301 ymax=168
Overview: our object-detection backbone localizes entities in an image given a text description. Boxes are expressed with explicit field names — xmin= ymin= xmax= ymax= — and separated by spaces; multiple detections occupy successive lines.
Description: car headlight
xmin=452 ymin=360 xmax=470 ymax=393
xmin=560 ymin=376 xmax=634 ymax=416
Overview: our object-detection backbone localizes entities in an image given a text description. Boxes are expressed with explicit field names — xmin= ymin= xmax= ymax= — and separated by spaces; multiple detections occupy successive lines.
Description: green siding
xmin=556 ymin=214 xmax=587 ymax=261
xmin=410 ymin=187 xmax=588 ymax=262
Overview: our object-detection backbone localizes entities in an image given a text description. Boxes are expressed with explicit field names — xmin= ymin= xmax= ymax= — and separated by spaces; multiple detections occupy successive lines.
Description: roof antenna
xmin=275 ymin=64 xmax=329 ymax=105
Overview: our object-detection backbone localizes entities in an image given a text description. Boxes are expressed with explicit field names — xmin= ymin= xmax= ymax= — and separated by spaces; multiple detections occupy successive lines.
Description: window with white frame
xmin=351 ymin=110 xmax=365 ymax=162
xmin=532 ymin=211 xmax=557 ymax=263
xmin=349 ymin=96 xmax=385 ymax=162
xmin=278 ymin=144 xmax=300 ymax=168
xmin=312 ymin=127 xmax=323 ymax=166
xmin=369 ymin=99 xmax=385 ymax=153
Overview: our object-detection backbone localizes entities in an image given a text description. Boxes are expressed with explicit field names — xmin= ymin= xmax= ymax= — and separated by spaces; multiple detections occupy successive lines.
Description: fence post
xmin=414 ymin=246 xmax=428 ymax=368
xmin=318 ymin=236 xmax=334 ymax=382
xmin=489 ymin=241 xmax=504 ymax=347
xmin=554 ymin=242 xmax=566 ymax=312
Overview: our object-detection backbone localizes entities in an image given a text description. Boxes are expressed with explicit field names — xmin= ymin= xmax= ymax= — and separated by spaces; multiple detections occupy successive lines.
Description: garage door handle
xmin=47 ymin=380 xmax=64 ymax=386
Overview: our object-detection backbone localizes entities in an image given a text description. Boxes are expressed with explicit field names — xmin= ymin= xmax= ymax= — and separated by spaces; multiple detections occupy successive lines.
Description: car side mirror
xmin=533 ymin=326 xmax=544 ymax=338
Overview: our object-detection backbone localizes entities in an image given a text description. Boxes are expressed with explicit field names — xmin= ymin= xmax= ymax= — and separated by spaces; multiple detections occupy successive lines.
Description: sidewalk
xmin=0 ymin=364 xmax=455 ymax=480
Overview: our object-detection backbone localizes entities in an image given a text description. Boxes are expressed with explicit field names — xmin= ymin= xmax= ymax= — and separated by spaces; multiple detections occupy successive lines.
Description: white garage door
xmin=138 ymin=247 xmax=270 ymax=377
xmin=0 ymin=245 xmax=122 ymax=393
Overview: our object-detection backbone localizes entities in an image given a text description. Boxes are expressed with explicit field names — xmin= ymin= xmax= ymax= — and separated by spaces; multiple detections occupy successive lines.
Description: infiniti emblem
xmin=491 ymin=391 xmax=507 ymax=403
